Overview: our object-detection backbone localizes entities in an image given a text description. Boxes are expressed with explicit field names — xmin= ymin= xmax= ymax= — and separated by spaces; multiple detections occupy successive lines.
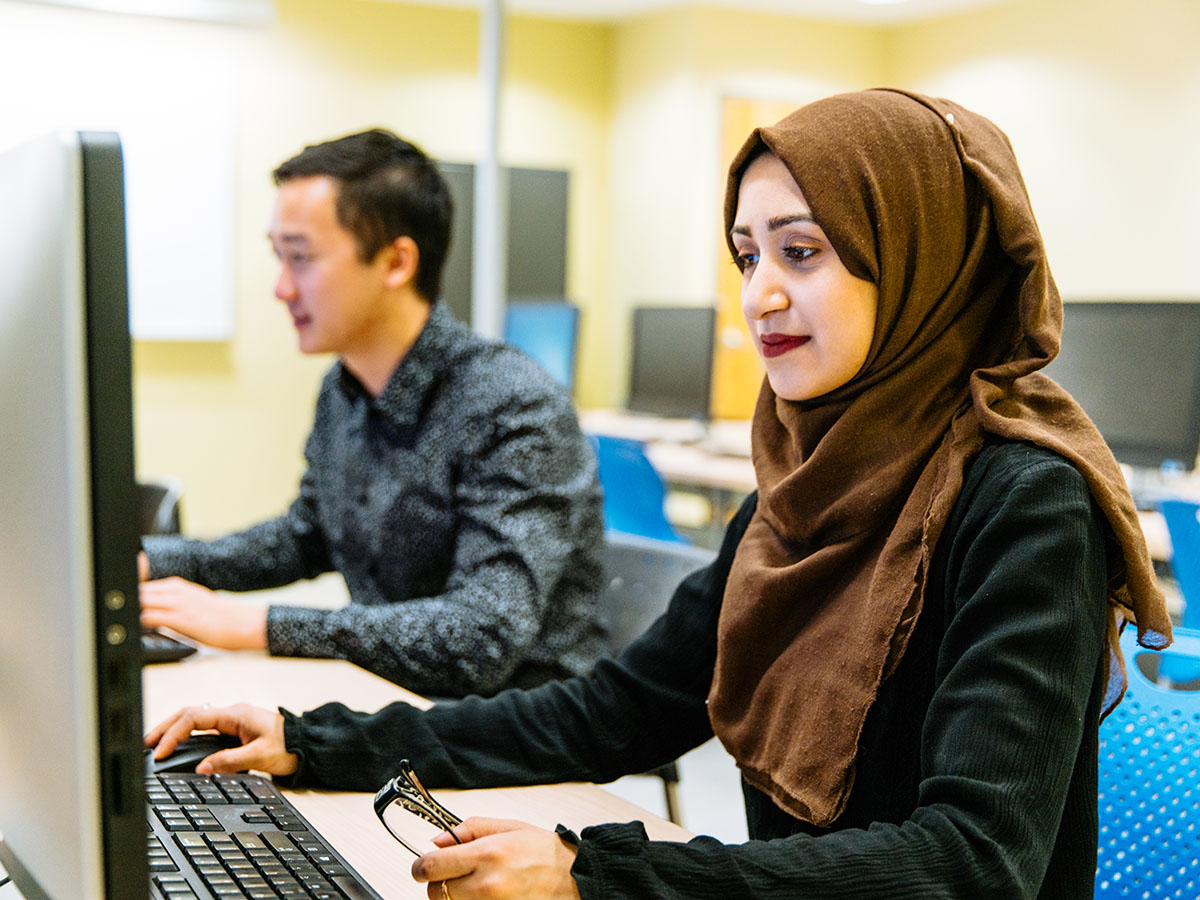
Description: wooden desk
xmin=644 ymin=441 xmax=755 ymax=496
xmin=581 ymin=410 xmax=1187 ymax=568
xmin=144 ymin=653 xmax=689 ymax=899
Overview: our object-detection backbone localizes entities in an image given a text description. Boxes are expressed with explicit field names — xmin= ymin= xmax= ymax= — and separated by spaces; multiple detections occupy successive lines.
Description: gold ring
xmin=441 ymin=881 xmax=452 ymax=900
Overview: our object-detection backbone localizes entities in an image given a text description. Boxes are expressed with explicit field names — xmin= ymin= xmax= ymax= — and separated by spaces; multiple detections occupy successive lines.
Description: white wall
xmin=890 ymin=0 xmax=1200 ymax=300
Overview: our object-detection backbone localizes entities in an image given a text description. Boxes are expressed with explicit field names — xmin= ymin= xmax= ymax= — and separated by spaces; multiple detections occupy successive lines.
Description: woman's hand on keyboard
xmin=145 ymin=702 xmax=299 ymax=777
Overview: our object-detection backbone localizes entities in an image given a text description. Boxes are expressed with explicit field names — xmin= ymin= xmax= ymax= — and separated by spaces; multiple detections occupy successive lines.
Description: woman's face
xmin=731 ymin=152 xmax=878 ymax=402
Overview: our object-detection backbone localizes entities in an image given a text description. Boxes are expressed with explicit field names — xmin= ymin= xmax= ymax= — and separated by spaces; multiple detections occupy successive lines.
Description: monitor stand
xmin=0 ymin=837 xmax=51 ymax=900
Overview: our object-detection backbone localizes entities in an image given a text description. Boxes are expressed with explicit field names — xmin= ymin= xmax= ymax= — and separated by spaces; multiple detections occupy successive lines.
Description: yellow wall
xmin=0 ymin=0 xmax=615 ymax=536
xmin=604 ymin=8 xmax=885 ymax=417
xmin=3 ymin=0 xmax=1198 ymax=537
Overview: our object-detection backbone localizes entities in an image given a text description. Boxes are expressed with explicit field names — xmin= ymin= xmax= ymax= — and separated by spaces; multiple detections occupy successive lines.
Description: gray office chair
xmin=139 ymin=476 xmax=184 ymax=536
xmin=601 ymin=530 xmax=717 ymax=825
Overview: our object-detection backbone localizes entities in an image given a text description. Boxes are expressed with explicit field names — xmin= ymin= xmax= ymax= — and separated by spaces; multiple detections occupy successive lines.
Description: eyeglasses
xmin=373 ymin=759 xmax=463 ymax=856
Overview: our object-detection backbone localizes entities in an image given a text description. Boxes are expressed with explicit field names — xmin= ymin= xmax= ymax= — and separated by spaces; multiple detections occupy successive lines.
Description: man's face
xmin=267 ymin=175 xmax=393 ymax=357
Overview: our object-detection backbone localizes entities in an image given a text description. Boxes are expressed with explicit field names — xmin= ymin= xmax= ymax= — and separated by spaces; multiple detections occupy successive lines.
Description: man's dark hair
xmin=273 ymin=128 xmax=452 ymax=302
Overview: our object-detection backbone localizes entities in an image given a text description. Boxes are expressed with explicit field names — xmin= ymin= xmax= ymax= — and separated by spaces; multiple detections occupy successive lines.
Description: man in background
xmin=140 ymin=128 xmax=606 ymax=698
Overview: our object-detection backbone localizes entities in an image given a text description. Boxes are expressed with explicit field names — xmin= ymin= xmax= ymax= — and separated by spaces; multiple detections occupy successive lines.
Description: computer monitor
xmin=0 ymin=131 xmax=146 ymax=897
xmin=503 ymin=299 xmax=580 ymax=391
xmin=1043 ymin=300 xmax=1200 ymax=472
xmin=626 ymin=305 xmax=717 ymax=421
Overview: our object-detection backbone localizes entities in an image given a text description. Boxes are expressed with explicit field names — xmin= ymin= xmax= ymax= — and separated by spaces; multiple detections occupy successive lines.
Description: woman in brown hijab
xmin=148 ymin=90 xmax=1171 ymax=900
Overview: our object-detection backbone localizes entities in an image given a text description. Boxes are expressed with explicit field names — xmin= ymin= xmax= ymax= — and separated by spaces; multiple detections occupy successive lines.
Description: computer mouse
xmin=146 ymin=732 xmax=245 ymax=774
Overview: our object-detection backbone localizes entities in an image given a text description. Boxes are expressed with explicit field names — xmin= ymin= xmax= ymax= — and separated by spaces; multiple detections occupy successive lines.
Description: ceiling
xmin=15 ymin=0 xmax=1015 ymax=26
xmin=399 ymin=0 xmax=1015 ymax=25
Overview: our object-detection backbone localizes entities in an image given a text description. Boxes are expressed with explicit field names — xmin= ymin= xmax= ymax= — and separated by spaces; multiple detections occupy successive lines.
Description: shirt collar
xmin=335 ymin=303 xmax=461 ymax=427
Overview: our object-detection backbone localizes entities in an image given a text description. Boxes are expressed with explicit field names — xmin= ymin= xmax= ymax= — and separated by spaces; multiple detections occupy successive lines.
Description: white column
xmin=471 ymin=0 xmax=507 ymax=339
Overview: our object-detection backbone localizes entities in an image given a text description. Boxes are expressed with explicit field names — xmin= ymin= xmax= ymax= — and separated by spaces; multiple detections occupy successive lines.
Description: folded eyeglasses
xmin=373 ymin=759 xmax=463 ymax=856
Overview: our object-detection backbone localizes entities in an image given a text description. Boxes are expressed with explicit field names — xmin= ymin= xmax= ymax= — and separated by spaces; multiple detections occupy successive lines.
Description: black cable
xmin=0 ymin=874 xmax=12 ymax=887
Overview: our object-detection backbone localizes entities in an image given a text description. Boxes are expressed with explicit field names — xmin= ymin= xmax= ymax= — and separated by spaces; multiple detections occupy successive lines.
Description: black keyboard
xmin=146 ymin=771 xmax=381 ymax=899
xmin=142 ymin=629 xmax=198 ymax=664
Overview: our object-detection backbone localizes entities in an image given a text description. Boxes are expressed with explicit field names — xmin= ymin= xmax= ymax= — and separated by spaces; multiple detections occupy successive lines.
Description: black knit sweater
xmin=283 ymin=439 xmax=1109 ymax=899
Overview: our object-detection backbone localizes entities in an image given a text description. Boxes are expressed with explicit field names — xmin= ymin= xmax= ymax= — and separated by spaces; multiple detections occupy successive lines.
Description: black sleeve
xmin=566 ymin=452 xmax=1109 ymax=899
xmin=281 ymin=494 xmax=758 ymax=792
xmin=285 ymin=453 xmax=1106 ymax=899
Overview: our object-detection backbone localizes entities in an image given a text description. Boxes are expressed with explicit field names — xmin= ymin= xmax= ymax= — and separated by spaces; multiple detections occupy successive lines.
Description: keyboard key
xmin=149 ymin=773 xmax=377 ymax=899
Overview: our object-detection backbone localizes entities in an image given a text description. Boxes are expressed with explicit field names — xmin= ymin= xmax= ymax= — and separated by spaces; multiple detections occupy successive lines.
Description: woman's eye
xmin=784 ymin=245 xmax=816 ymax=264
xmin=734 ymin=251 xmax=759 ymax=272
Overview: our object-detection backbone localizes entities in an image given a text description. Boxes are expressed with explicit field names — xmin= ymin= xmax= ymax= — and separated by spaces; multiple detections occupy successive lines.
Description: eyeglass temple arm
xmin=398 ymin=760 xmax=463 ymax=830
xmin=373 ymin=759 xmax=464 ymax=846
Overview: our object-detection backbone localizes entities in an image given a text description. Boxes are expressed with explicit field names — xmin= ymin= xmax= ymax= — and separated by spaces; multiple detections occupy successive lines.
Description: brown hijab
xmin=706 ymin=89 xmax=1172 ymax=828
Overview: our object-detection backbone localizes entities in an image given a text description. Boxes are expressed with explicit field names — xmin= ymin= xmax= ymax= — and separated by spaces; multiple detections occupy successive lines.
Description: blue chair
xmin=590 ymin=433 xmax=688 ymax=543
xmin=1162 ymin=499 xmax=1200 ymax=627
xmin=1095 ymin=626 xmax=1200 ymax=898
xmin=1160 ymin=499 xmax=1200 ymax=683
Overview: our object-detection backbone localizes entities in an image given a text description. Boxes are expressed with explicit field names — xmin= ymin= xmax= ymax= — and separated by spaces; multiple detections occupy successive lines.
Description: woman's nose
xmin=742 ymin=264 xmax=789 ymax=320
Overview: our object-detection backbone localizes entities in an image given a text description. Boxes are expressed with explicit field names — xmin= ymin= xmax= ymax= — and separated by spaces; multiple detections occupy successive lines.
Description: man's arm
xmin=266 ymin=385 xmax=605 ymax=696
xmin=141 ymin=468 xmax=335 ymax=591
xmin=138 ymin=466 xmax=336 ymax=649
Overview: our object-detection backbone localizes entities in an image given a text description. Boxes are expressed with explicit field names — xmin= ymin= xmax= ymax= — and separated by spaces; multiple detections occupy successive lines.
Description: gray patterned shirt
xmin=144 ymin=304 xmax=607 ymax=697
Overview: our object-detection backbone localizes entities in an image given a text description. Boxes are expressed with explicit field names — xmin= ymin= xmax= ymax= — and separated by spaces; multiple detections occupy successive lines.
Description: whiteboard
xmin=0 ymin=11 xmax=237 ymax=340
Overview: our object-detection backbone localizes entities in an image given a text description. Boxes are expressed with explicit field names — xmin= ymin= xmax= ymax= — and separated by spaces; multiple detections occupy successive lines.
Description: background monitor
xmin=1043 ymin=300 xmax=1200 ymax=472
xmin=626 ymin=305 xmax=717 ymax=420
xmin=438 ymin=163 xmax=569 ymax=328
xmin=0 ymin=131 xmax=146 ymax=897
xmin=503 ymin=299 xmax=580 ymax=391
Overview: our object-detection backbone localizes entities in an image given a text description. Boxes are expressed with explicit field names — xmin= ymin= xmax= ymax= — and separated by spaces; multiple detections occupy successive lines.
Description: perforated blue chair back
xmin=590 ymin=433 xmax=687 ymax=544
xmin=1095 ymin=626 xmax=1200 ymax=898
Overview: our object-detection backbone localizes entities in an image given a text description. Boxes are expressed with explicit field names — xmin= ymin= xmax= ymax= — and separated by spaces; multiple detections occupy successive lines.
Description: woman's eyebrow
xmin=730 ymin=213 xmax=816 ymax=239
xmin=767 ymin=213 xmax=815 ymax=231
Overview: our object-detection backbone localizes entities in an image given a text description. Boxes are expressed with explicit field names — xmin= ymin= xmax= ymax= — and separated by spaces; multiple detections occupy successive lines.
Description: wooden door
xmin=711 ymin=97 xmax=800 ymax=420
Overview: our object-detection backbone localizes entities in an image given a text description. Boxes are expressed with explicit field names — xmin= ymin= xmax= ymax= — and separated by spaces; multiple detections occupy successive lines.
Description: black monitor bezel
xmin=626 ymin=305 xmax=717 ymax=421
xmin=81 ymin=131 xmax=148 ymax=899
xmin=1050 ymin=299 xmax=1200 ymax=472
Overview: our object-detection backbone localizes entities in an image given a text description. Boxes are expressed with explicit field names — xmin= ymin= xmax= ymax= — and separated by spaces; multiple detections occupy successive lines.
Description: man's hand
xmin=411 ymin=818 xmax=582 ymax=900
xmin=140 ymin=577 xmax=268 ymax=650
xmin=144 ymin=702 xmax=298 ymax=776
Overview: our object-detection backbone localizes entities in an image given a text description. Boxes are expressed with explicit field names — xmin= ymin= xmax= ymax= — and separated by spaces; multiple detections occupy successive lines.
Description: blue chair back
xmin=1162 ymin=499 xmax=1200 ymax=628
xmin=1160 ymin=499 xmax=1200 ymax=683
xmin=1095 ymin=626 xmax=1200 ymax=898
xmin=590 ymin=434 xmax=687 ymax=544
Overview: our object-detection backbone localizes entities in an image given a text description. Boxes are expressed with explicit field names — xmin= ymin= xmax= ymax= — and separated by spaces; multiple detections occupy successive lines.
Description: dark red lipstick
xmin=759 ymin=332 xmax=809 ymax=358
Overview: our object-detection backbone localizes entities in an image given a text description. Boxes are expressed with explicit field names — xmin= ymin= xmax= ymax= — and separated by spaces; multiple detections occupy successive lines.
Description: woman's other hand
xmin=412 ymin=817 xmax=582 ymax=900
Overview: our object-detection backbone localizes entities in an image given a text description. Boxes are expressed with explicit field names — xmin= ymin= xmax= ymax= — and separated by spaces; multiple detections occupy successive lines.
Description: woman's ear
xmin=382 ymin=235 xmax=420 ymax=291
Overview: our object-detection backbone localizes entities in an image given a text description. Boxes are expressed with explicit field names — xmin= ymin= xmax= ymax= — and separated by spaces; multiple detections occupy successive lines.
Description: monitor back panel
xmin=0 ymin=130 xmax=144 ymax=898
